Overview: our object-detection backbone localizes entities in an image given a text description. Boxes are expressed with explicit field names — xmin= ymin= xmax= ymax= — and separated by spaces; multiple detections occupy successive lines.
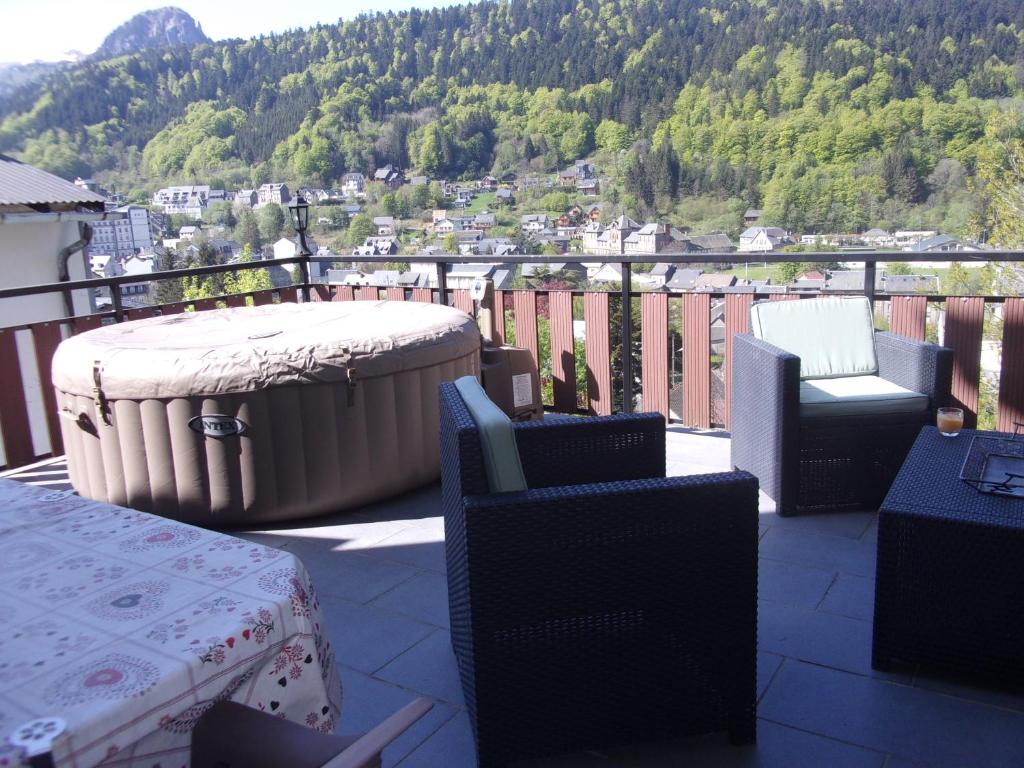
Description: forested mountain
xmin=0 ymin=61 xmax=69 ymax=100
xmin=1 ymin=0 xmax=1023 ymax=235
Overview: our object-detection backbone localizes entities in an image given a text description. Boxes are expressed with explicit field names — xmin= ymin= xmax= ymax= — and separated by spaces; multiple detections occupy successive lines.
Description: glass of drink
xmin=937 ymin=407 xmax=964 ymax=437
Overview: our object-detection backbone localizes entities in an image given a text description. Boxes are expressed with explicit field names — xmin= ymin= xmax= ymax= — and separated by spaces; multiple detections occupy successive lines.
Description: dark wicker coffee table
xmin=872 ymin=426 xmax=1024 ymax=686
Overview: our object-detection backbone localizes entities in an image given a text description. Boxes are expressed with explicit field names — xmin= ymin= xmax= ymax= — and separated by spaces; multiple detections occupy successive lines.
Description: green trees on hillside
xmin=258 ymin=204 xmax=286 ymax=243
xmin=235 ymin=208 xmax=262 ymax=251
xmin=346 ymin=214 xmax=375 ymax=246
xmin=181 ymin=245 xmax=271 ymax=303
xmin=1 ymin=0 xmax=1023 ymax=237
xmin=142 ymin=102 xmax=245 ymax=177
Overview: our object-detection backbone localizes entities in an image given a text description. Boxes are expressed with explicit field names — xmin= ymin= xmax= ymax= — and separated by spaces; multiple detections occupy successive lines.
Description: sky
xmin=0 ymin=0 xmax=467 ymax=64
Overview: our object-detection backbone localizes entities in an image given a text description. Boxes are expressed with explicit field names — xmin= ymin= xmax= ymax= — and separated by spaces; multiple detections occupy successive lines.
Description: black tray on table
xmin=959 ymin=430 xmax=1024 ymax=498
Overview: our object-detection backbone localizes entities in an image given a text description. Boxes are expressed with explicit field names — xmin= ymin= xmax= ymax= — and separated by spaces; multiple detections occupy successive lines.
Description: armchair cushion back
xmin=751 ymin=296 xmax=877 ymax=380
xmin=453 ymin=376 xmax=528 ymax=493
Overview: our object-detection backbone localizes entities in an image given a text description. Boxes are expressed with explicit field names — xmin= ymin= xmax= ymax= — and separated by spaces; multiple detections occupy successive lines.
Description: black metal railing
xmin=0 ymin=249 xmax=1021 ymax=468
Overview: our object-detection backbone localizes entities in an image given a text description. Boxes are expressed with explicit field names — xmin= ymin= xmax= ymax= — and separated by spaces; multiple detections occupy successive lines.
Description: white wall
xmin=0 ymin=219 xmax=93 ymax=465
xmin=0 ymin=220 xmax=91 ymax=325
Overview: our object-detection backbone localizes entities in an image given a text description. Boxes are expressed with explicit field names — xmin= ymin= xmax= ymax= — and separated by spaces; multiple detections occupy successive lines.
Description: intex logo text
xmin=188 ymin=415 xmax=247 ymax=438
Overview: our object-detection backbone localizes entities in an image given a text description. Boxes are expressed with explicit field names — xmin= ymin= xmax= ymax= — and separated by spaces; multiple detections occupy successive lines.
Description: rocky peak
xmin=95 ymin=7 xmax=211 ymax=59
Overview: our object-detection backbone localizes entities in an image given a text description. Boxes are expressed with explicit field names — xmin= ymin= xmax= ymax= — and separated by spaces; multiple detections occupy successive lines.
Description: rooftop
xmin=8 ymin=428 xmax=1022 ymax=767
xmin=0 ymin=154 xmax=106 ymax=211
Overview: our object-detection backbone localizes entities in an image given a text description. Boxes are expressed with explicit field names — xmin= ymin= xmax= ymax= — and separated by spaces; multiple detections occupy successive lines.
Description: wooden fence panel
xmin=641 ymin=292 xmax=669 ymax=419
xmin=724 ymin=293 xmax=754 ymax=430
xmin=31 ymin=322 xmax=64 ymax=456
xmin=357 ymin=286 xmax=379 ymax=301
xmin=549 ymin=291 xmax=577 ymax=413
xmin=682 ymin=293 xmax=711 ymax=428
xmin=333 ymin=286 xmax=354 ymax=302
xmin=124 ymin=307 xmax=157 ymax=320
xmin=412 ymin=288 xmax=433 ymax=303
xmin=72 ymin=315 xmax=104 ymax=334
xmin=0 ymin=328 xmax=34 ymax=467
xmin=223 ymin=294 xmax=247 ymax=308
xmin=385 ymin=287 xmax=405 ymax=301
xmin=512 ymin=290 xmax=539 ymax=372
xmin=251 ymin=291 xmax=274 ymax=306
xmin=310 ymin=285 xmax=330 ymax=302
xmin=277 ymin=287 xmax=298 ymax=304
xmin=453 ymin=289 xmax=474 ymax=315
xmin=998 ymin=297 xmax=1024 ymax=433
xmin=944 ymin=297 xmax=985 ymax=429
xmin=890 ymin=295 xmax=927 ymax=341
xmin=583 ymin=292 xmax=612 ymax=416
xmin=193 ymin=298 xmax=217 ymax=312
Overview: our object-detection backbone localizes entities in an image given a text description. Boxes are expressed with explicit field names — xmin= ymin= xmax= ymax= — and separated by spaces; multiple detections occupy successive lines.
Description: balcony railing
xmin=0 ymin=251 xmax=1021 ymax=470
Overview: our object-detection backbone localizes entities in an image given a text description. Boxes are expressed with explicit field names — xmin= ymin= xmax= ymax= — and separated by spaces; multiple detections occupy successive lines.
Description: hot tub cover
xmin=52 ymin=301 xmax=481 ymax=399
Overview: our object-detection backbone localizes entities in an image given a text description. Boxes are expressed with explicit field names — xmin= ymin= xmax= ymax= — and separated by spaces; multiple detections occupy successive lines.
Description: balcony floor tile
xmin=6 ymin=430 xmax=1024 ymax=767
xmin=374 ymin=630 xmax=465 ymax=706
xmin=317 ymin=595 xmax=436 ymax=676
xmin=818 ymin=572 xmax=876 ymax=622
xmin=368 ymin=569 xmax=451 ymax=629
xmin=759 ymin=660 xmax=1024 ymax=768
xmin=758 ymin=558 xmax=836 ymax=609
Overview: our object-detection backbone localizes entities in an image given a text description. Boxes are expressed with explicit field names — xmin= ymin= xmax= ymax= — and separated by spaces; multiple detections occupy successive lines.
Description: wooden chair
xmin=191 ymin=697 xmax=432 ymax=768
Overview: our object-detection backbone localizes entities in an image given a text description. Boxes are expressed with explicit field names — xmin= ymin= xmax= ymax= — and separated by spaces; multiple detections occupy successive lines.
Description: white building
xmin=151 ymin=185 xmax=212 ymax=218
xmin=271 ymin=236 xmax=325 ymax=280
xmin=893 ymin=230 xmax=937 ymax=249
xmin=342 ymin=173 xmax=365 ymax=196
xmin=96 ymin=250 xmax=159 ymax=305
xmin=233 ymin=189 xmax=258 ymax=209
xmin=87 ymin=205 xmax=154 ymax=260
xmin=624 ymin=223 xmax=670 ymax=255
xmin=862 ymin=228 xmax=895 ymax=248
xmin=257 ymin=183 xmax=290 ymax=207
xmin=582 ymin=215 xmax=640 ymax=256
xmin=738 ymin=226 xmax=791 ymax=253
xmin=521 ymin=214 xmax=549 ymax=233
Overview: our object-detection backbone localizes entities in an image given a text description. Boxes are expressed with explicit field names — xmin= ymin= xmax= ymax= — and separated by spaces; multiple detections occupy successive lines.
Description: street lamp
xmin=287 ymin=194 xmax=312 ymax=301
xmin=288 ymin=194 xmax=311 ymax=256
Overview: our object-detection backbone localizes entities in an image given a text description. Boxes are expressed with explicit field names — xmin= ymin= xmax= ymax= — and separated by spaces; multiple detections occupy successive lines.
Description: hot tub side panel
xmin=55 ymin=348 xmax=479 ymax=525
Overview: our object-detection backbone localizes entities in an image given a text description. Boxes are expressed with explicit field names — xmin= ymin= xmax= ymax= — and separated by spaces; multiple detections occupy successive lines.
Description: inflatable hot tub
xmin=51 ymin=301 xmax=480 ymax=525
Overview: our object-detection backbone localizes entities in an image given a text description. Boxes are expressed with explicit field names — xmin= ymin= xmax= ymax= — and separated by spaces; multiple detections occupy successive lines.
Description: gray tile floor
xmin=6 ymin=428 xmax=1024 ymax=767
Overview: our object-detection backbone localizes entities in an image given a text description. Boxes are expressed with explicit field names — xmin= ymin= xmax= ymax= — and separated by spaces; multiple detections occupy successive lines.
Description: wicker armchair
xmin=731 ymin=298 xmax=953 ymax=516
xmin=439 ymin=381 xmax=759 ymax=767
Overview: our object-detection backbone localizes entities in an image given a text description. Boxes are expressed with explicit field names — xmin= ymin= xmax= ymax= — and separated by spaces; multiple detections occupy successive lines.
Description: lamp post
xmin=288 ymin=194 xmax=312 ymax=301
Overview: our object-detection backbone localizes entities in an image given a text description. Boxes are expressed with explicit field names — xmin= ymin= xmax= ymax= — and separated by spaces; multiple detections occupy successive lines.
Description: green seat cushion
xmin=750 ymin=297 xmax=877 ymax=380
xmin=454 ymin=376 xmax=528 ymax=493
xmin=799 ymin=375 xmax=929 ymax=418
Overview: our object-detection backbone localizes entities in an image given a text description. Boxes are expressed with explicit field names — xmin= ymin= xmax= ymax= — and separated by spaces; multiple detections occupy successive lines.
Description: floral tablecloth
xmin=0 ymin=479 xmax=340 ymax=767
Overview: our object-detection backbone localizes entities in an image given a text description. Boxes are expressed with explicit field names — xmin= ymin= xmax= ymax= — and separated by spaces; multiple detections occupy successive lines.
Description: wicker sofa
xmin=439 ymin=380 xmax=759 ymax=767
xmin=731 ymin=297 xmax=953 ymax=516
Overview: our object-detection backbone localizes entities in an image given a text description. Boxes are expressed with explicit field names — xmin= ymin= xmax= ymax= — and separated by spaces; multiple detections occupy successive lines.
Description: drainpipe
xmin=57 ymin=222 xmax=92 ymax=318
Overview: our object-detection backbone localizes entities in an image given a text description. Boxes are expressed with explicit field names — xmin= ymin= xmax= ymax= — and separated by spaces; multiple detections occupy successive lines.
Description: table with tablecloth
xmin=0 ymin=479 xmax=340 ymax=767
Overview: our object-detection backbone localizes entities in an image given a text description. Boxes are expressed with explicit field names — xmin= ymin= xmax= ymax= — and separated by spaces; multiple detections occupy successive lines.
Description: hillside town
xmin=70 ymin=160 xmax=992 ymax=311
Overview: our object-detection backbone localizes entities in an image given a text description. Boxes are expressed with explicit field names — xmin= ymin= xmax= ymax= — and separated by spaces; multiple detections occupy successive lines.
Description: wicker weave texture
xmin=872 ymin=427 xmax=1024 ymax=686
xmin=439 ymin=382 xmax=759 ymax=766
xmin=731 ymin=332 xmax=952 ymax=515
